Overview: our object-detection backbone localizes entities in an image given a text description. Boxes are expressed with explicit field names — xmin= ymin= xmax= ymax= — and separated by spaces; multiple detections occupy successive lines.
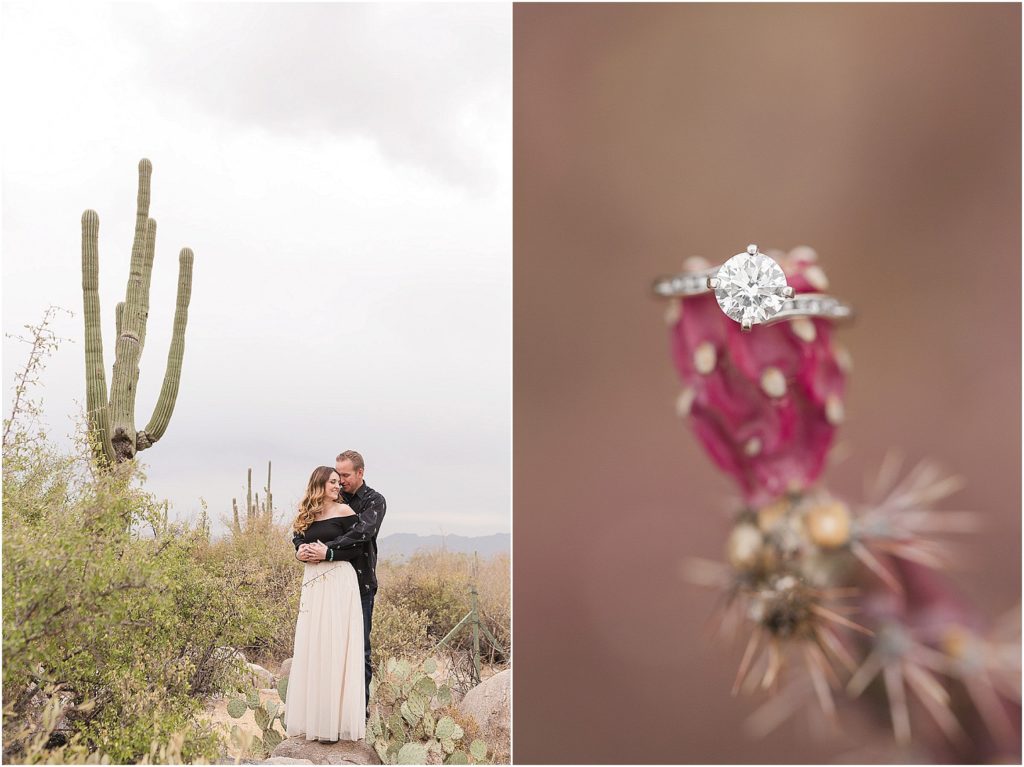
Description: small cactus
xmin=667 ymin=247 xmax=846 ymax=506
xmin=277 ymin=675 xmax=288 ymax=704
xmin=368 ymin=658 xmax=490 ymax=765
xmin=231 ymin=461 xmax=274 ymax=535
xmin=664 ymin=246 xmax=1021 ymax=760
xmin=227 ymin=686 xmax=285 ymax=753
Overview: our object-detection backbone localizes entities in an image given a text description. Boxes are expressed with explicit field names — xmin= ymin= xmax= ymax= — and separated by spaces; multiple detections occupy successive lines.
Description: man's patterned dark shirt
xmin=292 ymin=481 xmax=386 ymax=594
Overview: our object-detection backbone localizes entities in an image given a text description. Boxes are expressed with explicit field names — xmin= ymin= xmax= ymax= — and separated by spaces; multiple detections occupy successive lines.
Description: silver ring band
xmin=652 ymin=244 xmax=855 ymax=331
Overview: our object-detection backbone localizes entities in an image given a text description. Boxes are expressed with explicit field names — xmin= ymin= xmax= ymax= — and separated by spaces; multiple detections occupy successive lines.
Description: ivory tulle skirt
xmin=284 ymin=560 xmax=366 ymax=741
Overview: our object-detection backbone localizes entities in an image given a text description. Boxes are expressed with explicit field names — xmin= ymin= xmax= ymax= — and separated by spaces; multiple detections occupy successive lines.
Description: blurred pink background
xmin=513 ymin=3 xmax=1020 ymax=763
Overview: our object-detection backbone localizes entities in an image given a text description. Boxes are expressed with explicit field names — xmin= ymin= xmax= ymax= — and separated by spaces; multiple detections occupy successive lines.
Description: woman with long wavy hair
xmin=284 ymin=466 xmax=366 ymax=742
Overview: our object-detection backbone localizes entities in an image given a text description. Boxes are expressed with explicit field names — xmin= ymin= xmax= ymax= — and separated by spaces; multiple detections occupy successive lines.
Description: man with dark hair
xmin=293 ymin=450 xmax=386 ymax=719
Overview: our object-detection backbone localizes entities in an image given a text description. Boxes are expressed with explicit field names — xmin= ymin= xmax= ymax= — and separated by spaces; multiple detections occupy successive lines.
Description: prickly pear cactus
xmin=226 ymin=680 xmax=288 ymax=754
xmin=367 ymin=658 xmax=491 ymax=765
xmin=664 ymin=246 xmax=1021 ymax=761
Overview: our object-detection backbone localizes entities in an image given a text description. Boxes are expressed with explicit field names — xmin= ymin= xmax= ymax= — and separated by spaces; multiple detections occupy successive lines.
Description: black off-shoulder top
xmin=295 ymin=514 xmax=370 ymax=574
xmin=300 ymin=514 xmax=358 ymax=544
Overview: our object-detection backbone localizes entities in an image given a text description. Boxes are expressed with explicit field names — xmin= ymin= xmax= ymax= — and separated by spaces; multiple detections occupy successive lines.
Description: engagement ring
xmin=652 ymin=244 xmax=854 ymax=331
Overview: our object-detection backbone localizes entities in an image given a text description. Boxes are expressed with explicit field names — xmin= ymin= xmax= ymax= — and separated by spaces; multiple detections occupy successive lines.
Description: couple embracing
xmin=284 ymin=450 xmax=386 ymax=743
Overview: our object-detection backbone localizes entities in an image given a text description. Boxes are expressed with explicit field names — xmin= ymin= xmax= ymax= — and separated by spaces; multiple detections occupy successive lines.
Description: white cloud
xmin=115 ymin=2 xmax=510 ymax=190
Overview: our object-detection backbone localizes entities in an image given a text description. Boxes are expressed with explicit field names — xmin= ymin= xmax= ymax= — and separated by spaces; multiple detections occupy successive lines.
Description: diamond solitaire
xmin=651 ymin=243 xmax=854 ymax=332
xmin=707 ymin=245 xmax=793 ymax=331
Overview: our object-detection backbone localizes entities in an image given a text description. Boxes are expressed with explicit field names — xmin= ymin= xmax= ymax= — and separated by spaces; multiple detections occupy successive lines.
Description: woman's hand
xmin=308 ymin=541 xmax=328 ymax=561
xmin=296 ymin=542 xmax=327 ymax=562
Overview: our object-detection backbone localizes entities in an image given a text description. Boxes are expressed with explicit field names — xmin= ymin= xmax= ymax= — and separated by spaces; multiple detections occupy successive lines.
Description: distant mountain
xmin=378 ymin=532 xmax=509 ymax=559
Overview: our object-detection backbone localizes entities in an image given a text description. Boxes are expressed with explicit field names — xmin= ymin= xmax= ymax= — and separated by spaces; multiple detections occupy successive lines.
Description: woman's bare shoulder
xmin=338 ymin=503 xmax=356 ymax=517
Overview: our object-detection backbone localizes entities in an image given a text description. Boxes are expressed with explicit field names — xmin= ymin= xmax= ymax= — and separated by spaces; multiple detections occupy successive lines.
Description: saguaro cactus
xmin=81 ymin=158 xmax=194 ymax=464
xmin=264 ymin=461 xmax=273 ymax=523
xmin=231 ymin=461 xmax=274 ymax=534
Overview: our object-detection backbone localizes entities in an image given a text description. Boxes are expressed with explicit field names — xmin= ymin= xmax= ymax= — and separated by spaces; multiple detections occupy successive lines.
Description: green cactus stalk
xmin=247 ymin=468 xmax=254 ymax=521
xmin=81 ymin=158 xmax=194 ymax=465
xmin=264 ymin=461 xmax=273 ymax=523
xmin=232 ymin=462 xmax=273 ymax=533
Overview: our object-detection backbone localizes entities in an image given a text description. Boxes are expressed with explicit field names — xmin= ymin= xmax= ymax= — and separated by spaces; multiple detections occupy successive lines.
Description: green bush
xmin=375 ymin=550 xmax=510 ymax=662
xmin=1 ymin=416 xmax=272 ymax=762
xmin=201 ymin=518 xmax=303 ymax=668
xmin=370 ymin=598 xmax=433 ymax=667
xmin=194 ymin=526 xmax=512 ymax=673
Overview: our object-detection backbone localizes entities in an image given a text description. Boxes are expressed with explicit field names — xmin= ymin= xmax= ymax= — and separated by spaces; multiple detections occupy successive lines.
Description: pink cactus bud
xmin=668 ymin=248 xmax=847 ymax=505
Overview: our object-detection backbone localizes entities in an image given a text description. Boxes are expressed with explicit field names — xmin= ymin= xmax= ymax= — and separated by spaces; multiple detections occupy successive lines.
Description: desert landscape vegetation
xmin=2 ymin=158 xmax=510 ymax=764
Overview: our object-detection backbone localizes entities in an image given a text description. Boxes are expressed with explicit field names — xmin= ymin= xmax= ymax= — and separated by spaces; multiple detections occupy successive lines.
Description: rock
xmin=25 ymin=687 xmax=74 ymax=738
xmin=271 ymin=737 xmax=380 ymax=765
xmin=216 ymin=646 xmax=248 ymax=664
xmin=279 ymin=657 xmax=292 ymax=679
xmin=248 ymin=662 xmax=275 ymax=689
xmin=457 ymin=670 xmax=510 ymax=759
xmin=261 ymin=759 xmax=314 ymax=765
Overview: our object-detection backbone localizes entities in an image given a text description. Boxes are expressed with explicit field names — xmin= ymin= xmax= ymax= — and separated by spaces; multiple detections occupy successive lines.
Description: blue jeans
xmin=361 ymin=590 xmax=375 ymax=716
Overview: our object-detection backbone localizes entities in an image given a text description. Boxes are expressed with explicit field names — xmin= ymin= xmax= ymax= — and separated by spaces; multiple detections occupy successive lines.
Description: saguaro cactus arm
xmin=138 ymin=217 xmax=157 ymax=348
xmin=246 ymin=468 xmax=254 ymax=520
xmin=81 ymin=210 xmax=115 ymax=465
xmin=139 ymin=247 xmax=194 ymax=448
xmin=109 ymin=160 xmax=154 ymax=461
xmin=265 ymin=461 xmax=273 ymax=521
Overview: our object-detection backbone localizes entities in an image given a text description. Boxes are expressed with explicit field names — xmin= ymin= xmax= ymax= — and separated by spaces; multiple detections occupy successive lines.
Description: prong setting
xmin=714 ymin=247 xmax=789 ymax=329
xmin=654 ymin=245 xmax=853 ymax=332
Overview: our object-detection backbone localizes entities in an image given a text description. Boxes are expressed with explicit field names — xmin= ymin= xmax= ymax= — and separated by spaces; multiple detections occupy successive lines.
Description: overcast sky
xmin=1 ymin=3 xmax=511 ymax=538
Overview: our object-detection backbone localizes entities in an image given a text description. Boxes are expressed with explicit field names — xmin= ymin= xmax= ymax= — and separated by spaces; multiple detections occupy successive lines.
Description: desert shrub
xmin=200 ymin=519 xmax=303 ymax=668
xmin=0 ymin=400 xmax=305 ymax=762
xmin=194 ymin=527 xmax=513 ymax=673
xmin=369 ymin=598 xmax=433 ymax=667
xmin=2 ymin=686 xmax=198 ymax=765
xmin=375 ymin=550 xmax=510 ymax=662
xmin=2 ymin=433 xmax=247 ymax=762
